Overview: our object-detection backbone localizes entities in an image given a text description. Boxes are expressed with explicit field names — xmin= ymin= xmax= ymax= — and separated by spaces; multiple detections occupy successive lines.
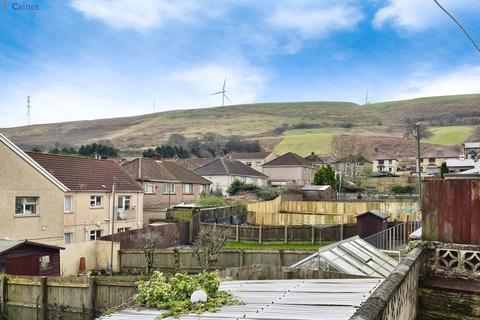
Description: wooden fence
xmin=201 ymin=223 xmax=358 ymax=243
xmin=120 ymin=248 xmax=315 ymax=274
xmin=247 ymin=198 xmax=420 ymax=226
xmin=0 ymin=274 xmax=143 ymax=320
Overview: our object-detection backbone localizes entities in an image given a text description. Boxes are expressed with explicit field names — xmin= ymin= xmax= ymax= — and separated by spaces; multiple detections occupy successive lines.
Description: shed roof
xmin=194 ymin=158 xmax=268 ymax=178
xmin=28 ymin=152 xmax=143 ymax=192
xmin=263 ymin=152 xmax=312 ymax=167
xmin=356 ymin=210 xmax=388 ymax=220
xmin=100 ymin=278 xmax=382 ymax=320
xmin=464 ymin=142 xmax=480 ymax=149
xmin=445 ymin=158 xmax=475 ymax=168
xmin=301 ymin=185 xmax=332 ymax=191
xmin=0 ymin=240 xmax=64 ymax=256
xmin=291 ymin=236 xmax=398 ymax=278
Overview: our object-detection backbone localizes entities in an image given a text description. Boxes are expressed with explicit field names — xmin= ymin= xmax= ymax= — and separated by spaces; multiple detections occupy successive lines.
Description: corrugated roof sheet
xmin=464 ymin=142 xmax=480 ymax=149
xmin=301 ymin=185 xmax=331 ymax=191
xmin=446 ymin=158 xmax=475 ymax=168
xmin=290 ymin=236 xmax=398 ymax=278
xmin=101 ymin=278 xmax=382 ymax=320
xmin=263 ymin=152 xmax=312 ymax=167
xmin=27 ymin=152 xmax=143 ymax=192
xmin=194 ymin=158 xmax=268 ymax=178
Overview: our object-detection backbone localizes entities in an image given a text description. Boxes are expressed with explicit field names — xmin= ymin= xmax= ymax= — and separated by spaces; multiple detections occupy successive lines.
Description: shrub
xmin=390 ymin=184 xmax=414 ymax=194
xmin=136 ymin=271 xmax=241 ymax=318
xmin=227 ymin=179 xmax=259 ymax=196
xmin=197 ymin=195 xmax=227 ymax=207
xmin=256 ymin=187 xmax=282 ymax=201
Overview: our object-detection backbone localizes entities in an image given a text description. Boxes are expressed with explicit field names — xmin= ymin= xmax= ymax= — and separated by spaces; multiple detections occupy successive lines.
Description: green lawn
xmin=274 ymin=129 xmax=336 ymax=156
xmin=224 ymin=240 xmax=335 ymax=250
xmin=424 ymin=125 xmax=474 ymax=146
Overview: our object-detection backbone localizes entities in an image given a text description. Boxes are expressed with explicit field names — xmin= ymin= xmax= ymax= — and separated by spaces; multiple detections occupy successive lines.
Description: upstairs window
xmin=164 ymin=183 xmax=175 ymax=195
xmin=183 ymin=184 xmax=193 ymax=194
xmin=64 ymin=233 xmax=73 ymax=244
xmin=90 ymin=230 xmax=102 ymax=241
xmin=118 ymin=196 xmax=131 ymax=210
xmin=64 ymin=196 xmax=73 ymax=213
xmin=15 ymin=197 xmax=38 ymax=215
xmin=90 ymin=196 xmax=102 ymax=208
xmin=144 ymin=183 xmax=156 ymax=194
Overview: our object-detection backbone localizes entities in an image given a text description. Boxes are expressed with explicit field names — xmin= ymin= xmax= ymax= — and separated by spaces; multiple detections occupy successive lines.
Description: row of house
xmin=1 ymin=133 xmax=321 ymax=246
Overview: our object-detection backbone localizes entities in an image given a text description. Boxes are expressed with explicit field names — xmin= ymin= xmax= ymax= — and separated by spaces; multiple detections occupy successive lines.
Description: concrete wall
xmin=0 ymin=141 xmax=64 ymax=245
xmin=60 ymin=240 xmax=120 ymax=276
xmin=64 ymin=191 xmax=143 ymax=243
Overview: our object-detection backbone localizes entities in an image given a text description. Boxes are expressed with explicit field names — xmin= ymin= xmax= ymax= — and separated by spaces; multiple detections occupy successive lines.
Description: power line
xmin=433 ymin=0 xmax=480 ymax=53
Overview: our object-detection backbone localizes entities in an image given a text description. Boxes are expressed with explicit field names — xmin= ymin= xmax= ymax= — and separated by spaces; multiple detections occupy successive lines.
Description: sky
xmin=1 ymin=0 xmax=480 ymax=127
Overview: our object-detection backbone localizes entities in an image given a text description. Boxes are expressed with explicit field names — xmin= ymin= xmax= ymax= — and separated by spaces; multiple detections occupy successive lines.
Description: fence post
xmin=258 ymin=226 xmax=262 ymax=244
xmin=284 ymin=225 xmax=288 ymax=244
xmin=40 ymin=277 xmax=48 ymax=320
xmin=239 ymin=250 xmax=244 ymax=267
xmin=311 ymin=226 xmax=315 ymax=244
xmin=88 ymin=277 xmax=97 ymax=320
xmin=1 ymin=274 xmax=7 ymax=319
xmin=236 ymin=224 xmax=239 ymax=243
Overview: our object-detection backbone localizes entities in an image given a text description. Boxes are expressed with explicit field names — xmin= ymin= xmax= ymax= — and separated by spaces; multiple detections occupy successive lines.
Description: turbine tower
xmin=27 ymin=96 xmax=31 ymax=125
xmin=210 ymin=77 xmax=231 ymax=106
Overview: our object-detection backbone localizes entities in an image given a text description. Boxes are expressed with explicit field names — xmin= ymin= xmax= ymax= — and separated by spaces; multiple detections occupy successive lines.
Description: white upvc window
xmin=164 ymin=183 xmax=175 ymax=195
xmin=183 ymin=184 xmax=193 ymax=194
xmin=90 ymin=196 xmax=102 ymax=208
xmin=118 ymin=195 xmax=131 ymax=210
xmin=64 ymin=233 xmax=73 ymax=244
xmin=144 ymin=183 xmax=156 ymax=194
xmin=89 ymin=230 xmax=102 ymax=241
xmin=199 ymin=185 xmax=206 ymax=194
xmin=240 ymin=176 xmax=247 ymax=182
xmin=118 ymin=227 xmax=130 ymax=233
xmin=64 ymin=196 xmax=73 ymax=213
xmin=15 ymin=197 xmax=39 ymax=215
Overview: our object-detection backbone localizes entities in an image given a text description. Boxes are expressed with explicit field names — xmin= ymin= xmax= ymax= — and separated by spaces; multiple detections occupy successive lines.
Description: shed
xmin=356 ymin=210 xmax=388 ymax=238
xmin=0 ymin=240 xmax=63 ymax=276
xmin=301 ymin=185 xmax=337 ymax=200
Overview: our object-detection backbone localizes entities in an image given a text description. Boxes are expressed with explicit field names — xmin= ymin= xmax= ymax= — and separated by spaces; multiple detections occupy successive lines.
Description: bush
xmin=390 ymin=184 xmax=414 ymax=194
xmin=136 ymin=271 xmax=241 ymax=318
xmin=227 ymin=179 xmax=259 ymax=196
xmin=256 ymin=187 xmax=282 ymax=201
xmin=197 ymin=195 xmax=227 ymax=207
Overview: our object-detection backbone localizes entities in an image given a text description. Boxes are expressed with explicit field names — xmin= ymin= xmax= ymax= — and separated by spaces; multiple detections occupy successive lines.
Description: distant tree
xmin=78 ymin=142 xmax=118 ymax=158
xmin=440 ymin=162 xmax=449 ymax=178
xmin=331 ymin=135 xmax=368 ymax=180
xmin=167 ymin=134 xmax=188 ymax=149
xmin=224 ymin=136 xmax=262 ymax=154
xmin=31 ymin=147 xmax=42 ymax=152
xmin=313 ymin=164 xmax=339 ymax=189
xmin=142 ymin=148 xmax=156 ymax=158
xmin=49 ymin=148 xmax=60 ymax=154
xmin=192 ymin=228 xmax=230 ymax=271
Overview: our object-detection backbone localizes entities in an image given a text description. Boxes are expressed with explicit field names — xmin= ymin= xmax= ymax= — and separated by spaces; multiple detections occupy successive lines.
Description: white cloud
xmin=267 ymin=3 xmax=363 ymax=38
xmin=373 ymin=0 xmax=479 ymax=31
xmin=394 ymin=65 xmax=480 ymax=100
xmin=70 ymin=0 xmax=203 ymax=31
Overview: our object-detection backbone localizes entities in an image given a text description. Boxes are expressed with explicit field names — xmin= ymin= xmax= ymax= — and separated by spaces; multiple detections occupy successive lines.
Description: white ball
xmin=190 ymin=290 xmax=208 ymax=304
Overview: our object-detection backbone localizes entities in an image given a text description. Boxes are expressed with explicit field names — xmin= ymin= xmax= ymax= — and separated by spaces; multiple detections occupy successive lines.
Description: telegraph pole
xmin=27 ymin=96 xmax=31 ymax=125
xmin=110 ymin=179 xmax=116 ymax=275
xmin=415 ymin=124 xmax=422 ymax=208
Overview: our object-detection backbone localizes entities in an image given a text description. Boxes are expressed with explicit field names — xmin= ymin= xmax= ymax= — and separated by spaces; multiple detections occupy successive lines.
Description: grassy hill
xmin=2 ymin=94 xmax=480 ymax=157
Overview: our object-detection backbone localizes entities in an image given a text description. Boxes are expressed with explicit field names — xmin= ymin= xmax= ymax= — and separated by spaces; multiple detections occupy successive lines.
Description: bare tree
xmin=331 ymin=135 xmax=368 ymax=181
xmin=192 ymin=227 xmax=231 ymax=271
xmin=130 ymin=231 xmax=163 ymax=274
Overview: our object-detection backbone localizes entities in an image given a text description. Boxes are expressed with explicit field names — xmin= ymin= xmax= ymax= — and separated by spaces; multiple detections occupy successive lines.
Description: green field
xmin=424 ymin=126 xmax=474 ymax=146
xmin=224 ymin=240 xmax=335 ymax=250
xmin=274 ymin=129 xmax=336 ymax=156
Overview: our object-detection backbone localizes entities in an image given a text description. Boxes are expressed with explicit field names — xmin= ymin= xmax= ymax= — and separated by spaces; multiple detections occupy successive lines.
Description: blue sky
xmin=1 ymin=0 xmax=480 ymax=127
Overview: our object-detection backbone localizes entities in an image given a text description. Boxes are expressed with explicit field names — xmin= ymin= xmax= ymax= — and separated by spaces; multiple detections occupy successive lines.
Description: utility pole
xmin=415 ymin=124 xmax=422 ymax=209
xmin=365 ymin=89 xmax=369 ymax=105
xmin=110 ymin=179 xmax=116 ymax=275
xmin=27 ymin=96 xmax=31 ymax=125
xmin=153 ymin=99 xmax=156 ymax=113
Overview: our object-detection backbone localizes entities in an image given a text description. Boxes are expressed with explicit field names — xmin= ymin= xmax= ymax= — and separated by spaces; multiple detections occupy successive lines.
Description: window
xmin=90 ymin=196 xmax=102 ymax=208
xmin=15 ymin=197 xmax=38 ymax=215
xmin=240 ymin=176 xmax=247 ymax=182
xmin=246 ymin=162 xmax=252 ymax=167
xmin=118 ymin=196 xmax=131 ymax=210
xmin=389 ymin=160 xmax=392 ymax=164
xmin=64 ymin=233 xmax=73 ymax=244
xmin=89 ymin=230 xmax=102 ymax=241
xmin=378 ymin=160 xmax=384 ymax=165
xmin=429 ymin=158 xmax=436 ymax=163
xmin=118 ymin=227 xmax=130 ymax=233
xmin=183 ymin=184 xmax=193 ymax=194
xmin=144 ymin=183 xmax=156 ymax=194
xmin=164 ymin=183 xmax=175 ymax=194
xmin=64 ymin=196 xmax=73 ymax=213
xmin=39 ymin=255 xmax=52 ymax=271
xmin=199 ymin=185 xmax=206 ymax=194
xmin=255 ymin=161 xmax=261 ymax=166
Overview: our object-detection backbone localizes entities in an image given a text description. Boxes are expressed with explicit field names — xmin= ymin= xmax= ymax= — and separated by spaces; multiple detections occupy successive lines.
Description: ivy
xmin=136 ymin=271 xmax=242 ymax=319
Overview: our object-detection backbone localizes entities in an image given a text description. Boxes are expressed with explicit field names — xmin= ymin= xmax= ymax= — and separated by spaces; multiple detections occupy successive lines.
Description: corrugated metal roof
xmin=290 ymin=236 xmax=398 ymax=278
xmin=464 ymin=142 xmax=480 ymax=149
xmin=301 ymin=185 xmax=331 ymax=191
xmin=445 ymin=158 xmax=475 ymax=168
xmin=100 ymin=278 xmax=382 ymax=320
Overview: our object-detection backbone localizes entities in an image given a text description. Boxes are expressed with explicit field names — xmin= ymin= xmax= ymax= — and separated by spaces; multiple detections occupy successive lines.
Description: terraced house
xmin=1 ymin=133 xmax=144 ymax=245
xmin=122 ymin=158 xmax=211 ymax=222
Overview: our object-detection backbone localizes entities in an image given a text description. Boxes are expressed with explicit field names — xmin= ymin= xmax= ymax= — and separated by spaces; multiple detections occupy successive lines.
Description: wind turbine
xmin=210 ymin=77 xmax=231 ymax=106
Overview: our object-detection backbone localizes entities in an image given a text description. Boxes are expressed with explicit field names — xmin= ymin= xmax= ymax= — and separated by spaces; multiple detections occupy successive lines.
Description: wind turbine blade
xmin=223 ymin=77 xmax=227 ymax=90
xmin=210 ymin=91 xmax=223 ymax=95
xmin=224 ymin=94 xmax=232 ymax=103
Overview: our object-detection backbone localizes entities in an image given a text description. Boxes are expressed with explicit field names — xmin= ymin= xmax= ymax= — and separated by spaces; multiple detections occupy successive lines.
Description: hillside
xmin=2 ymin=94 xmax=480 ymax=158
